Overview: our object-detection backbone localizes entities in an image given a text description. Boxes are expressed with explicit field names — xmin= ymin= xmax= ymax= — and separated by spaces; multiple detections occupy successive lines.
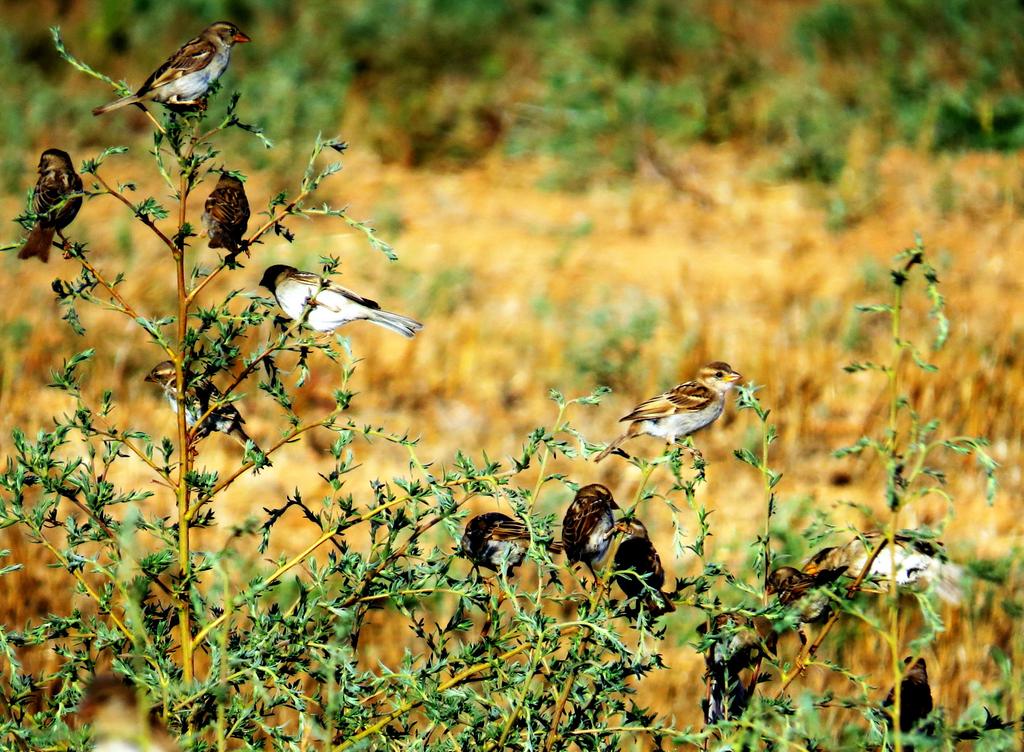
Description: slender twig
xmin=244 ymin=189 xmax=312 ymax=249
xmin=35 ymin=529 xmax=134 ymax=641
xmin=775 ymin=538 xmax=891 ymax=695
xmin=186 ymin=408 xmax=341 ymax=519
xmin=55 ymin=489 xmax=178 ymax=602
xmin=74 ymin=254 xmax=177 ymax=361
xmin=90 ymin=427 xmax=174 ymax=486
xmin=185 ymin=259 xmax=229 ymax=305
xmin=174 ymin=162 xmax=195 ymax=684
xmin=334 ymin=644 xmax=532 ymax=751
xmin=93 ymin=171 xmax=175 ymax=250
xmin=185 ymin=321 xmax=303 ymax=442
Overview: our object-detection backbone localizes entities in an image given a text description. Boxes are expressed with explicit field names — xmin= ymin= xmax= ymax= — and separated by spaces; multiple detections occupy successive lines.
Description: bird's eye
xmin=715 ymin=371 xmax=723 ymax=378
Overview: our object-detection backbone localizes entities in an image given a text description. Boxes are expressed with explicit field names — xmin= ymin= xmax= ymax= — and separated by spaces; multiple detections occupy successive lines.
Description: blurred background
xmin=1 ymin=0 xmax=1022 ymax=736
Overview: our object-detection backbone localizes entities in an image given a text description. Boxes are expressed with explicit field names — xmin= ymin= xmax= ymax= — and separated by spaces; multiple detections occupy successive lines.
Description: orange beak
xmin=233 ymin=31 xmax=251 ymax=43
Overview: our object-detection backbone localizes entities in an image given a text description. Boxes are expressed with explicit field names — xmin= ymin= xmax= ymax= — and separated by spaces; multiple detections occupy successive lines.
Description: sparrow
xmin=594 ymin=361 xmax=742 ymax=462
xmin=698 ymin=614 xmax=777 ymax=724
xmin=561 ymin=483 xmax=620 ymax=573
xmin=144 ymin=360 xmax=264 ymax=454
xmin=259 ymin=265 xmax=423 ymax=337
xmin=883 ymin=657 xmax=934 ymax=743
xmin=802 ymin=532 xmax=963 ymax=604
xmin=17 ymin=148 xmax=82 ymax=263
xmin=78 ymin=674 xmax=179 ymax=752
xmin=203 ymin=173 xmax=250 ymax=258
xmin=93 ymin=21 xmax=251 ymax=116
xmin=612 ymin=519 xmax=675 ymax=614
xmin=461 ymin=512 xmax=563 ymax=573
xmin=767 ymin=566 xmax=846 ymax=639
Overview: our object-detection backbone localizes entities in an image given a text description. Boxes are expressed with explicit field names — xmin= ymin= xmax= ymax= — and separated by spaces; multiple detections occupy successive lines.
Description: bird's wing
xmin=288 ymin=270 xmax=325 ymax=286
xmin=620 ymin=381 xmax=716 ymax=422
xmin=779 ymin=576 xmax=815 ymax=604
xmin=139 ymin=35 xmax=218 ymax=93
xmin=317 ymin=283 xmax=382 ymax=312
xmin=487 ymin=517 xmax=531 ymax=542
xmin=34 ymin=173 xmax=69 ymax=215
xmin=205 ymin=185 xmax=250 ymax=229
xmin=560 ymin=505 xmax=585 ymax=556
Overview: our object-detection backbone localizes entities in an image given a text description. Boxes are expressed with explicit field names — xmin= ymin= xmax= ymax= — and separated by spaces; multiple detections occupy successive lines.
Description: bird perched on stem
xmin=699 ymin=614 xmax=777 ymax=725
xmin=93 ymin=21 xmax=250 ymax=115
xmin=17 ymin=149 xmax=82 ymax=263
xmin=203 ymin=173 xmax=250 ymax=259
xmin=612 ymin=518 xmax=675 ymax=614
xmin=461 ymin=512 xmax=563 ymax=573
xmin=594 ymin=361 xmax=742 ymax=462
xmin=259 ymin=265 xmax=423 ymax=337
xmin=767 ymin=565 xmax=846 ymax=643
xmin=802 ymin=532 xmax=963 ymax=604
xmin=78 ymin=674 xmax=179 ymax=752
xmin=561 ymin=483 xmax=620 ymax=573
xmin=145 ymin=361 xmax=264 ymax=456
xmin=883 ymin=657 xmax=934 ymax=748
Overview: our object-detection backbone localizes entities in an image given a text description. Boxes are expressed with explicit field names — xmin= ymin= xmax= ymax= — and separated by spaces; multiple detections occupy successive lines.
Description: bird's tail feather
xmin=650 ymin=591 xmax=676 ymax=615
xmin=932 ymin=560 xmax=964 ymax=605
xmin=367 ymin=309 xmax=423 ymax=338
xmin=594 ymin=432 xmax=629 ymax=463
xmin=93 ymin=95 xmax=142 ymax=116
xmin=17 ymin=225 xmax=55 ymax=262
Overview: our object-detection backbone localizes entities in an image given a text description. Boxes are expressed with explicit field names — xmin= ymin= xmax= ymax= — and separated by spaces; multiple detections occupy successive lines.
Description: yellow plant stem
xmin=175 ymin=169 xmax=194 ymax=683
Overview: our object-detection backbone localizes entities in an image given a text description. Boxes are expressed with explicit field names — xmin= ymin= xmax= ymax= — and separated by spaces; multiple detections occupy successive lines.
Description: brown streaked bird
xmin=594 ymin=361 xmax=742 ymax=462
xmin=802 ymin=532 xmax=963 ymax=604
xmin=767 ymin=565 xmax=846 ymax=643
xmin=461 ymin=512 xmax=563 ymax=573
xmin=699 ymin=613 xmax=777 ymax=724
xmin=17 ymin=149 xmax=82 ymax=262
xmin=612 ymin=518 xmax=675 ymax=614
xmin=259 ymin=265 xmax=423 ymax=337
xmin=93 ymin=21 xmax=250 ymax=115
xmin=144 ymin=361 xmax=264 ymax=455
xmin=203 ymin=173 xmax=250 ymax=257
xmin=561 ymin=483 xmax=620 ymax=573
xmin=883 ymin=657 xmax=934 ymax=742
xmin=79 ymin=674 xmax=179 ymax=752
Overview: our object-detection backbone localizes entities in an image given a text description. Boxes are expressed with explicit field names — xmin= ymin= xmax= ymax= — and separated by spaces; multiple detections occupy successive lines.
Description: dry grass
xmin=1 ymin=141 xmax=1022 ymax=733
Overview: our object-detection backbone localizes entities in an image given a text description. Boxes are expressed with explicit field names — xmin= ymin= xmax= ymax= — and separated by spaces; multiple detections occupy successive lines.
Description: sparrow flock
xmin=18 ymin=19 xmax=958 ymax=748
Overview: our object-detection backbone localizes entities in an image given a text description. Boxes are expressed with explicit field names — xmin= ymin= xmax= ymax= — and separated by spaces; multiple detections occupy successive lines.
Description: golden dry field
xmin=2 ymin=138 xmax=1023 ymax=735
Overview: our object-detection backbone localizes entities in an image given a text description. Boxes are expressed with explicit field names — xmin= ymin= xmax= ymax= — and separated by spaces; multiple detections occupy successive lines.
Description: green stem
xmin=888 ymin=280 xmax=904 ymax=752
xmin=528 ymin=403 xmax=567 ymax=512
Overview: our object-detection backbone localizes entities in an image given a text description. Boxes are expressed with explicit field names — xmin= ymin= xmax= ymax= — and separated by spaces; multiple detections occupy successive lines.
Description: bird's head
xmin=144 ymin=360 xmax=176 ymax=386
xmin=766 ymin=566 xmax=802 ymax=596
xmin=259 ymin=265 xmax=294 ymax=292
xmin=614 ymin=518 xmax=650 ymax=539
xmin=39 ymin=148 xmax=73 ymax=175
xmin=215 ymin=172 xmax=245 ymax=190
xmin=573 ymin=483 xmax=618 ymax=510
xmin=698 ymin=361 xmax=743 ymax=393
xmin=78 ymin=674 xmax=139 ymax=730
xmin=205 ymin=21 xmax=251 ymax=46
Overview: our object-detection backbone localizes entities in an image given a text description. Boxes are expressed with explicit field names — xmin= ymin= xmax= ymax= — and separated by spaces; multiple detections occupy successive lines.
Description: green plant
xmin=0 ymin=25 xmax=694 ymax=752
xmin=0 ymin=21 xmax=1018 ymax=752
